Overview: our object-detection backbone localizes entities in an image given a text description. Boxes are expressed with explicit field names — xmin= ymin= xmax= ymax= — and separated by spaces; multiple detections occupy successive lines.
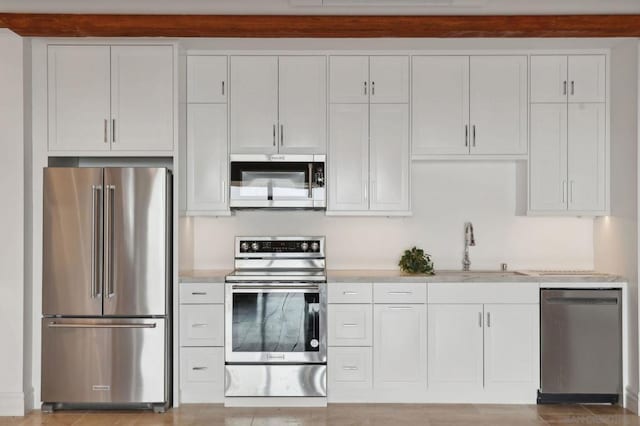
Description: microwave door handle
xmin=308 ymin=163 xmax=313 ymax=199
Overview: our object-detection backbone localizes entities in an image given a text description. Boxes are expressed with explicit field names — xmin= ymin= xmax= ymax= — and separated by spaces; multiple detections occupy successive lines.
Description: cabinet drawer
xmin=180 ymin=347 xmax=224 ymax=403
xmin=428 ymin=282 xmax=539 ymax=304
xmin=180 ymin=305 xmax=224 ymax=347
xmin=328 ymin=304 xmax=372 ymax=346
xmin=180 ymin=283 xmax=224 ymax=304
xmin=328 ymin=283 xmax=372 ymax=304
xmin=374 ymin=283 xmax=427 ymax=304
xmin=328 ymin=347 xmax=372 ymax=386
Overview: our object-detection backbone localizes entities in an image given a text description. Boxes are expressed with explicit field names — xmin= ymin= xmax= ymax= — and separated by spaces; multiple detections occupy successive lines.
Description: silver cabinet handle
xmin=478 ymin=312 xmax=482 ymax=328
xmin=191 ymin=292 xmax=207 ymax=296
xmin=571 ymin=81 xmax=575 ymax=95
xmin=472 ymin=125 xmax=476 ymax=147
xmin=371 ymin=81 xmax=375 ymax=96
xmin=112 ymin=119 xmax=116 ymax=143
xmin=487 ymin=312 xmax=491 ymax=328
xmin=364 ymin=81 xmax=367 ymax=95
xmin=192 ymin=323 xmax=208 ymax=328
xmin=105 ymin=185 xmax=115 ymax=299
xmin=273 ymin=124 xmax=276 ymax=146
xmin=222 ymin=81 xmax=225 ymax=96
xmin=280 ymin=124 xmax=284 ymax=146
xmin=388 ymin=291 xmax=411 ymax=295
xmin=192 ymin=366 xmax=208 ymax=371
xmin=563 ymin=81 xmax=567 ymax=95
xmin=91 ymin=185 xmax=103 ymax=299
xmin=103 ymin=119 xmax=108 ymax=144
xmin=343 ymin=291 xmax=358 ymax=295
xmin=342 ymin=323 xmax=359 ymax=327
xmin=48 ymin=322 xmax=156 ymax=329
xmin=342 ymin=366 xmax=359 ymax=371
xmin=364 ymin=182 xmax=368 ymax=201
xmin=389 ymin=306 xmax=413 ymax=310
xmin=465 ymin=125 xmax=469 ymax=147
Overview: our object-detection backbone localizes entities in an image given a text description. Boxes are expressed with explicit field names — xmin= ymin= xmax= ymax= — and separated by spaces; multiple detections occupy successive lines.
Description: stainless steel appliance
xmin=539 ymin=288 xmax=622 ymax=404
xmin=41 ymin=167 xmax=172 ymax=412
xmin=229 ymin=155 xmax=325 ymax=209
xmin=225 ymin=236 xmax=327 ymax=397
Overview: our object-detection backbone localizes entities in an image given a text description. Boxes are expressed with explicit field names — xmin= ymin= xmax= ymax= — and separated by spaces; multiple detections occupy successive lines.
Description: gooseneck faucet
xmin=463 ymin=222 xmax=475 ymax=271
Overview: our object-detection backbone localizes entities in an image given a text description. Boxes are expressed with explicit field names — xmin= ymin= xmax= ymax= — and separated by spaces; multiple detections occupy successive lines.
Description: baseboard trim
xmin=624 ymin=387 xmax=639 ymax=414
xmin=224 ymin=397 xmax=327 ymax=407
xmin=0 ymin=392 xmax=25 ymax=416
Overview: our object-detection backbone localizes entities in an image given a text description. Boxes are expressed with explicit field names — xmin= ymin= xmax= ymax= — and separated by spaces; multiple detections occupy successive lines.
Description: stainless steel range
xmin=225 ymin=236 xmax=327 ymax=398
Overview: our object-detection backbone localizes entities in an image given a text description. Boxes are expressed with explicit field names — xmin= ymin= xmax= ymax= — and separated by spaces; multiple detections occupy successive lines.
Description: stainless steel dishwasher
xmin=538 ymin=289 xmax=622 ymax=404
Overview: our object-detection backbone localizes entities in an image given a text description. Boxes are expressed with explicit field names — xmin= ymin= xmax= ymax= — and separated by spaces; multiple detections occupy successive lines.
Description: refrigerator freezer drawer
xmin=42 ymin=318 xmax=167 ymax=404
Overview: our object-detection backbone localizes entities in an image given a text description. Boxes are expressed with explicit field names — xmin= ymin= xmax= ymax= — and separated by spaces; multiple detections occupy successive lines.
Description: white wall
xmin=0 ymin=29 xmax=25 ymax=416
xmin=187 ymin=161 xmax=595 ymax=271
xmin=594 ymin=39 xmax=639 ymax=412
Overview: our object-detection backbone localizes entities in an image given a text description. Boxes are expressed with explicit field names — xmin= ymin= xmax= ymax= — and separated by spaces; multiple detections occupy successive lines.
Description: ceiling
xmin=1 ymin=0 xmax=640 ymax=15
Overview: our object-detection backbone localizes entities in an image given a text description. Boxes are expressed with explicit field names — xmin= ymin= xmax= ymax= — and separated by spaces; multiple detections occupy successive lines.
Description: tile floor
xmin=0 ymin=404 xmax=638 ymax=426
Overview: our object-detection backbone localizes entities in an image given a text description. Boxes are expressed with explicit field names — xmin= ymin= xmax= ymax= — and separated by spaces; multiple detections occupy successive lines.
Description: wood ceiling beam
xmin=0 ymin=13 xmax=639 ymax=38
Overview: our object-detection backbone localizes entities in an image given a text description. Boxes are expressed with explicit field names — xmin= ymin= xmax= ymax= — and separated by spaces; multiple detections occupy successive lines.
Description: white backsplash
xmin=182 ymin=161 xmax=594 ymax=271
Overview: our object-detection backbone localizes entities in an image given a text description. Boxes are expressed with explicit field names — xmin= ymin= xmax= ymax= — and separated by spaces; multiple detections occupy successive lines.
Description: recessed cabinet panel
xmin=328 ymin=347 xmax=372 ymax=389
xmin=47 ymin=45 xmax=111 ymax=151
xmin=328 ymin=104 xmax=369 ymax=211
xmin=369 ymin=56 xmax=409 ymax=103
xmin=568 ymin=103 xmax=606 ymax=212
xmin=412 ymin=56 xmax=470 ymax=156
xmin=328 ymin=304 xmax=372 ymax=346
xmin=278 ymin=56 xmax=327 ymax=154
xmin=187 ymin=104 xmax=228 ymax=212
xmin=230 ymin=56 xmax=279 ymax=154
xmin=180 ymin=305 xmax=224 ymax=347
xmin=329 ymin=56 xmax=369 ymax=103
xmin=530 ymin=55 xmax=568 ymax=103
xmin=187 ymin=55 xmax=227 ymax=103
xmin=529 ymin=103 xmax=568 ymax=212
xmin=110 ymin=45 xmax=174 ymax=151
xmin=568 ymin=55 xmax=606 ymax=103
xmin=428 ymin=304 xmax=484 ymax=390
xmin=469 ymin=56 xmax=528 ymax=155
xmin=369 ymin=104 xmax=410 ymax=212
xmin=180 ymin=347 xmax=224 ymax=403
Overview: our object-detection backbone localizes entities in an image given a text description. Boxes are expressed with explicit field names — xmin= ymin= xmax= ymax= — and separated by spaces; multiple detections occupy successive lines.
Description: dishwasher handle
xmin=545 ymin=296 xmax=618 ymax=305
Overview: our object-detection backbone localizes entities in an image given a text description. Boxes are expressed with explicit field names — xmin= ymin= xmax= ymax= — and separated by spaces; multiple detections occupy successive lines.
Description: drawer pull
xmin=343 ymin=291 xmax=358 ymax=295
xmin=389 ymin=306 xmax=413 ymax=310
xmin=192 ymin=323 xmax=208 ymax=328
xmin=387 ymin=291 xmax=411 ymax=295
xmin=342 ymin=323 xmax=359 ymax=327
xmin=342 ymin=366 xmax=359 ymax=371
xmin=192 ymin=366 xmax=208 ymax=371
xmin=191 ymin=292 xmax=207 ymax=296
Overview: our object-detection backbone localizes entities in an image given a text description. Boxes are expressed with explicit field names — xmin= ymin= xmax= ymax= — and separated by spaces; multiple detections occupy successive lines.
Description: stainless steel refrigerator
xmin=41 ymin=167 xmax=172 ymax=413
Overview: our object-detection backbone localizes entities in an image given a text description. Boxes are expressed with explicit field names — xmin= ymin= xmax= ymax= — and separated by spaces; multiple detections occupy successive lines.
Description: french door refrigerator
xmin=41 ymin=167 xmax=172 ymax=412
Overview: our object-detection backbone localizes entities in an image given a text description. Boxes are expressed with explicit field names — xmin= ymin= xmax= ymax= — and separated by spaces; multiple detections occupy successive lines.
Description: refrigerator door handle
xmin=47 ymin=322 xmax=157 ymax=329
xmin=91 ymin=185 xmax=103 ymax=298
xmin=105 ymin=184 xmax=116 ymax=299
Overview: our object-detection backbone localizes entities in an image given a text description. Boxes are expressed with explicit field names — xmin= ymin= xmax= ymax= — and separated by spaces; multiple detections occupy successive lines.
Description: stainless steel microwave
xmin=229 ymin=154 xmax=326 ymax=209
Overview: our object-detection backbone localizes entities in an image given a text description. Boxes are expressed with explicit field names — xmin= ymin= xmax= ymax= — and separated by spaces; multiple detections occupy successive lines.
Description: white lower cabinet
xmin=328 ymin=304 xmax=372 ymax=346
xmin=328 ymin=347 xmax=373 ymax=394
xmin=180 ymin=347 xmax=224 ymax=403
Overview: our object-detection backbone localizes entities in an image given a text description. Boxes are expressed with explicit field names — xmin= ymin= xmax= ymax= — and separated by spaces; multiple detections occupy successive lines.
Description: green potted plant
xmin=399 ymin=246 xmax=435 ymax=275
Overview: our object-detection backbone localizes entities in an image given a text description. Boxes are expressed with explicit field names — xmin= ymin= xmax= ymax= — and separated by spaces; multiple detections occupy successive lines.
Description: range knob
xmin=240 ymin=242 xmax=249 ymax=252
xmin=311 ymin=241 xmax=320 ymax=252
xmin=251 ymin=242 xmax=260 ymax=252
xmin=300 ymin=242 xmax=309 ymax=252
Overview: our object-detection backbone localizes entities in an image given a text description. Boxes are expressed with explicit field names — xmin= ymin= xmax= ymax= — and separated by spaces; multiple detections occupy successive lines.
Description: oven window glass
xmin=232 ymin=292 xmax=320 ymax=352
xmin=230 ymin=162 xmax=311 ymax=200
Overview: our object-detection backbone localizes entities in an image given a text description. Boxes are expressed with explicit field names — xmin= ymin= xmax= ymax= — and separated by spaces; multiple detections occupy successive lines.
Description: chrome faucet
xmin=463 ymin=222 xmax=475 ymax=271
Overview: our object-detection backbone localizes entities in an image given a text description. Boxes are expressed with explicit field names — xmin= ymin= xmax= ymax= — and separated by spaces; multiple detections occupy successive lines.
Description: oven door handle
xmin=231 ymin=285 xmax=320 ymax=291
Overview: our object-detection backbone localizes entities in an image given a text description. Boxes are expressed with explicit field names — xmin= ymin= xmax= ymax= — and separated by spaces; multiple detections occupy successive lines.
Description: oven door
xmin=229 ymin=155 xmax=325 ymax=208
xmin=225 ymin=282 xmax=326 ymax=364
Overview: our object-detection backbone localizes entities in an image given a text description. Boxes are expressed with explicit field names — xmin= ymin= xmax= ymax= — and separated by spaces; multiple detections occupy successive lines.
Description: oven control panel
xmin=238 ymin=238 xmax=322 ymax=254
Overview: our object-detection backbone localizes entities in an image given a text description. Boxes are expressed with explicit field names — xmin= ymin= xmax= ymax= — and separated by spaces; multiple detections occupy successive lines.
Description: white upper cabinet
xmin=531 ymin=55 xmax=606 ymax=103
xmin=529 ymin=103 xmax=568 ymax=212
xmin=186 ymin=104 xmax=228 ymax=213
xmin=187 ymin=56 xmax=227 ymax=103
xmin=278 ymin=56 xmax=327 ymax=154
xmin=484 ymin=304 xmax=539 ymax=391
xmin=369 ymin=56 xmax=409 ymax=103
xmin=110 ymin=46 xmax=174 ymax=151
xmin=47 ymin=44 xmax=174 ymax=153
xmin=229 ymin=56 xmax=279 ymax=154
xmin=469 ymin=56 xmax=528 ymax=155
xmin=567 ymin=103 xmax=606 ymax=212
xmin=330 ymin=56 xmax=369 ymax=103
xmin=428 ymin=304 xmax=484 ymax=390
xmin=328 ymin=104 xmax=369 ymax=211
xmin=412 ymin=56 xmax=470 ymax=156
xmin=369 ymin=104 xmax=410 ymax=211
xmin=47 ymin=46 xmax=112 ymax=152
xmin=330 ymin=55 xmax=409 ymax=104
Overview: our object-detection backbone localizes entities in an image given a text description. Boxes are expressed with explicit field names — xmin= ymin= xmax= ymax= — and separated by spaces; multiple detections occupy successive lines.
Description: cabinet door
xmin=529 ymin=103 xmax=568 ymax=212
xmin=369 ymin=56 xmax=409 ymax=103
xmin=530 ymin=55 xmax=568 ymax=103
xmin=370 ymin=104 xmax=410 ymax=212
xmin=180 ymin=347 xmax=224 ymax=403
xmin=329 ymin=56 xmax=369 ymax=103
xmin=110 ymin=45 xmax=174 ymax=151
xmin=412 ymin=56 xmax=470 ymax=156
xmin=484 ymin=304 xmax=539 ymax=390
xmin=187 ymin=55 xmax=227 ymax=103
xmin=568 ymin=55 xmax=606 ymax=103
xmin=568 ymin=103 xmax=607 ymax=212
xmin=427 ymin=304 xmax=484 ymax=390
xmin=373 ymin=304 xmax=427 ymax=388
xmin=47 ymin=45 xmax=111 ymax=152
xmin=328 ymin=304 xmax=372 ymax=346
xmin=328 ymin=104 xmax=369 ymax=211
xmin=278 ymin=56 xmax=327 ymax=154
xmin=229 ymin=56 xmax=279 ymax=154
xmin=470 ymin=56 xmax=527 ymax=155
xmin=187 ymin=104 xmax=228 ymax=212
xmin=180 ymin=305 xmax=224 ymax=347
